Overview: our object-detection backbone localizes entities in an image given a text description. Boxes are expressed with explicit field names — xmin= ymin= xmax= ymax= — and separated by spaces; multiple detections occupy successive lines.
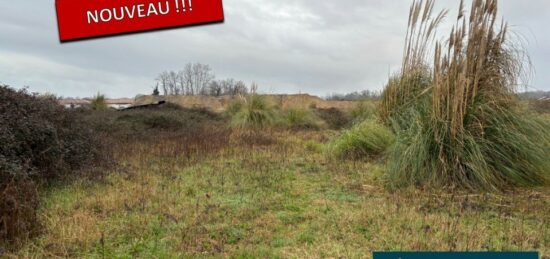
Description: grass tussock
xmin=328 ymin=120 xmax=395 ymax=160
xmin=381 ymin=0 xmax=550 ymax=191
xmin=229 ymin=94 xmax=278 ymax=131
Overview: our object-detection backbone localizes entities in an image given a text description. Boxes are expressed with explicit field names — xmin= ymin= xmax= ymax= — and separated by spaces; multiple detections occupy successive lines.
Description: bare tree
xmin=156 ymin=63 xmax=251 ymax=96
xmin=168 ymin=71 xmax=179 ymax=96
xmin=220 ymin=78 xmax=235 ymax=95
xmin=208 ymin=80 xmax=223 ymax=96
xmin=156 ymin=71 xmax=170 ymax=96
xmin=234 ymin=81 xmax=249 ymax=96
xmin=181 ymin=63 xmax=194 ymax=95
xmin=192 ymin=63 xmax=215 ymax=95
xmin=152 ymin=83 xmax=160 ymax=96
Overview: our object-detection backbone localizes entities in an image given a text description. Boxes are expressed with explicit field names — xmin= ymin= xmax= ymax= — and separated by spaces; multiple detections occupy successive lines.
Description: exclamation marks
xmin=175 ymin=0 xmax=192 ymax=13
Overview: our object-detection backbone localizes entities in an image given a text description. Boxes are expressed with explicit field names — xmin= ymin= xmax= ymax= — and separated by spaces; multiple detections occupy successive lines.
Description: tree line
xmin=517 ymin=90 xmax=550 ymax=100
xmin=154 ymin=63 xmax=249 ymax=96
xmin=325 ymin=90 xmax=382 ymax=101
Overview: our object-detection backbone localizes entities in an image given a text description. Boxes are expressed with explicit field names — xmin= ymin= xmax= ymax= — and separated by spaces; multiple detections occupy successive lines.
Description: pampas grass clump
xmin=382 ymin=0 xmax=550 ymax=191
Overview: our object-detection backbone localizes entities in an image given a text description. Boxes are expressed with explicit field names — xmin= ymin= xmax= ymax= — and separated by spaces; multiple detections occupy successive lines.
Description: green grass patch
xmin=327 ymin=120 xmax=395 ymax=160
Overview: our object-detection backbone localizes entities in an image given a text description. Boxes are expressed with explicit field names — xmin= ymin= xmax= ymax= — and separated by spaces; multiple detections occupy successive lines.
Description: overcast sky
xmin=0 ymin=0 xmax=549 ymax=98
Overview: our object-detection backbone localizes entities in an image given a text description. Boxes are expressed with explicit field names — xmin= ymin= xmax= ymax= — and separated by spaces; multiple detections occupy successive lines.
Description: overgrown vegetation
xmin=3 ymin=83 xmax=549 ymax=256
xmin=87 ymin=105 xmax=224 ymax=141
xmin=3 ymin=0 xmax=550 ymax=256
xmin=0 ymin=87 xmax=230 ymax=250
xmin=7 ymin=129 xmax=549 ymax=258
xmin=380 ymin=0 xmax=550 ymax=191
xmin=0 ymin=86 xmax=110 ymax=248
xmin=227 ymin=94 xmax=327 ymax=131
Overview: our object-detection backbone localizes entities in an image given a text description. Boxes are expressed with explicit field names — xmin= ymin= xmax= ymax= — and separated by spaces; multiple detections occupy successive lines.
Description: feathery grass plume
xmin=380 ymin=0 xmax=446 ymax=126
xmin=383 ymin=0 xmax=550 ymax=191
xmin=327 ymin=120 xmax=395 ymax=161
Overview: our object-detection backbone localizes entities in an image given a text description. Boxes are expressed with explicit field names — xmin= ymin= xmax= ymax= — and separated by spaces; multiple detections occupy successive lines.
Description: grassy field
xmin=3 ymin=0 xmax=550 ymax=257
xmin=8 ymin=126 xmax=549 ymax=258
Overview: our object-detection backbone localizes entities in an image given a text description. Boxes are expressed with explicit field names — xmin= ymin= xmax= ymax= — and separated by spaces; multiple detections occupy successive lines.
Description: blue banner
xmin=373 ymin=252 xmax=538 ymax=259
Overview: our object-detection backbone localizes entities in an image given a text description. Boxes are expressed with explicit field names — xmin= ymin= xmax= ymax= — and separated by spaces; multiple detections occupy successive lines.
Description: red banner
xmin=55 ymin=0 xmax=224 ymax=42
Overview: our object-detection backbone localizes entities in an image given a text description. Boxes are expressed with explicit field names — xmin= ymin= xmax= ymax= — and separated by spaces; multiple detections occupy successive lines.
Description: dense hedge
xmin=0 ymin=85 xmax=109 ymax=248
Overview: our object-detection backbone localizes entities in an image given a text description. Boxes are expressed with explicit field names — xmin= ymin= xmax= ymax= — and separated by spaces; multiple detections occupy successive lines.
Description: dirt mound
xmin=135 ymin=94 xmax=356 ymax=112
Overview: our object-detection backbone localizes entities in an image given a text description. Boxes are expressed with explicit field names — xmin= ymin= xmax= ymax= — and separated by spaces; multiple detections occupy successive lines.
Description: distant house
xmin=58 ymin=98 xmax=90 ymax=108
xmin=105 ymin=98 xmax=135 ymax=109
xmin=59 ymin=98 xmax=135 ymax=109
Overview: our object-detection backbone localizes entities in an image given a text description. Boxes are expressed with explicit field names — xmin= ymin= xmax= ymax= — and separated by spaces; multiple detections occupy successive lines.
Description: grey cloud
xmin=0 ymin=0 xmax=548 ymax=98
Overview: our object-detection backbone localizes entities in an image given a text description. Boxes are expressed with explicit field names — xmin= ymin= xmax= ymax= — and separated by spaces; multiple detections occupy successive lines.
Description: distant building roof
xmin=58 ymin=99 xmax=90 ymax=105
xmin=106 ymin=98 xmax=135 ymax=105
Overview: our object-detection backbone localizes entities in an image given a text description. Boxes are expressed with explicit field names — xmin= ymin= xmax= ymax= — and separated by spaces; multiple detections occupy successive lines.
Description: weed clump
xmin=328 ymin=120 xmax=395 ymax=160
xmin=381 ymin=0 xmax=550 ymax=191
